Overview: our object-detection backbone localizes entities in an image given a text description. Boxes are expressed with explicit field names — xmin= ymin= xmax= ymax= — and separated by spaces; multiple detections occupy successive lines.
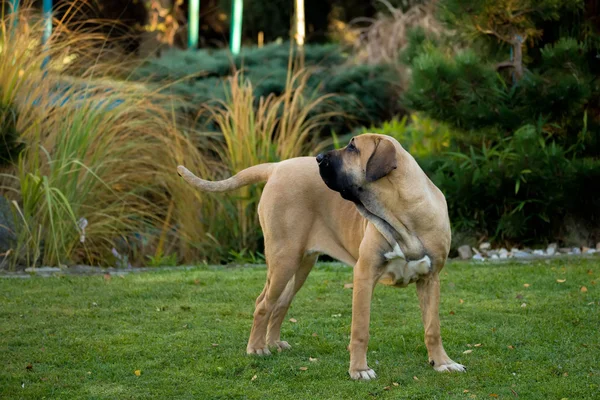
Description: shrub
xmin=131 ymin=43 xmax=404 ymax=138
xmin=0 ymin=2 xmax=213 ymax=268
xmin=401 ymin=0 xmax=600 ymax=246
xmin=194 ymin=68 xmax=338 ymax=258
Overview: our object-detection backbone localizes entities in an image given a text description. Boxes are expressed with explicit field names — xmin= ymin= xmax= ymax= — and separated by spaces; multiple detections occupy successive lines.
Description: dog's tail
xmin=177 ymin=163 xmax=276 ymax=192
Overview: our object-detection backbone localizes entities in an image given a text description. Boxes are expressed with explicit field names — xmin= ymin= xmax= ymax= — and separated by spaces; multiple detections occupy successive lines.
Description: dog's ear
xmin=366 ymin=138 xmax=397 ymax=182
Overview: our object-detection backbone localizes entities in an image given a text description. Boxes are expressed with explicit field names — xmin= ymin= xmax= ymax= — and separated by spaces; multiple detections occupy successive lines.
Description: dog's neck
xmin=356 ymin=150 xmax=432 ymax=260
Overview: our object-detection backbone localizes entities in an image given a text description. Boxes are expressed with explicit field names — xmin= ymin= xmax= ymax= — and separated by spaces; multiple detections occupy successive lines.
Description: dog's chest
xmin=381 ymin=244 xmax=432 ymax=286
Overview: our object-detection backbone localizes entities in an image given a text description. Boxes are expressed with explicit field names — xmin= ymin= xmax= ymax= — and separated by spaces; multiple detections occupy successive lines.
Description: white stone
xmin=458 ymin=245 xmax=473 ymax=260
xmin=479 ymin=242 xmax=491 ymax=251
xmin=513 ymin=250 xmax=532 ymax=258
xmin=533 ymin=250 xmax=545 ymax=256
xmin=546 ymin=243 xmax=557 ymax=256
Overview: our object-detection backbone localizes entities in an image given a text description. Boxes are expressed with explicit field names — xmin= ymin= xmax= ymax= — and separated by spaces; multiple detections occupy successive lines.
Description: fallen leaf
xmin=289 ymin=318 xmax=297 ymax=323
xmin=588 ymin=269 xmax=593 ymax=275
xmin=103 ymin=273 xmax=111 ymax=281
xmin=474 ymin=343 xmax=482 ymax=347
xmin=134 ymin=370 xmax=141 ymax=376
xmin=508 ymin=345 xmax=515 ymax=350
xmin=384 ymin=386 xmax=391 ymax=390
xmin=490 ymin=394 xmax=499 ymax=398
xmin=459 ymin=299 xmax=464 ymax=304
xmin=299 ymin=367 xmax=308 ymax=371
xmin=523 ymin=283 xmax=530 ymax=288
xmin=331 ymin=314 xmax=341 ymax=318
xmin=26 ymin=364 xmax=33 ymax=371
xmin=516 ymin=293 xmax=523 ymax=299
xmin=592 ymin=281 xmax=597 ymax=285
xmin=463 ymin=349 xmax=473 ymax=354
xmin=194 ymin=279 xmax=200 ymax=285
xmin=312 ymin=332 xmax=318 ymax=337
xmin=463 ymin=389 xmax=470 ymax=393
xmin=251 ymin=374 xmax=257 ymax=381
xmin=581 ymin=286 xmax=588 ymax=293
xmin=557 ymin=279 xmax=566 ymax=283
xmin=180 ymin=305 xmax=191 ymax=311
xmin=309 ymin=357 xmax=318 ymax=362
xmin=40 ymin=377 xmax=48 ymax=381
xmin=521 ymin=303 xmax=527 ymax=308
xmin=344 ymin=283 xmax=353 ymax=289
xmin=449 ymin=311 xmax=455 ymax=315
xmin=563 ymin=372 xmax=568 ymax=377
xmin=466 ymin=343 xmax=472 ymax=347
xmin=392 ymin=382 xmax=399 ymax=386
xmin=413 ymin=376 xmax=419 ymax=381
xmin=211 ymin=343 xmax=219 ymax=347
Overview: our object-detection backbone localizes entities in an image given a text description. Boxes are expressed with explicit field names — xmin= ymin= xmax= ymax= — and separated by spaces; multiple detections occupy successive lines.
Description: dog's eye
xmin=347 ymin=142 xmax=356 ymax=151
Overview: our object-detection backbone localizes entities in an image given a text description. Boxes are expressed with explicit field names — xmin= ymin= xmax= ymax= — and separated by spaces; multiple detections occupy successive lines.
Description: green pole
xmin=188 ymin=0 xmax=199 ymax=49
xmin=230 ymin=0 xmax=243 ymax=55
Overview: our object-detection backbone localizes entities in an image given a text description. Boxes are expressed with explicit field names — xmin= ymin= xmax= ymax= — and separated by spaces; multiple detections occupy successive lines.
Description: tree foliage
xmin=404 ymin=0 xmax=600 ymax=245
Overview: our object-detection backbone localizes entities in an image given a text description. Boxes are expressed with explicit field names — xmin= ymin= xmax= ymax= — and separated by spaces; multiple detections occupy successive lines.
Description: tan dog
xmin=177 ymin=133 xmax=465 ymax=380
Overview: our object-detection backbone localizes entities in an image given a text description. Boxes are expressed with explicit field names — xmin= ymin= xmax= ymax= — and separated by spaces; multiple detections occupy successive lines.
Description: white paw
xmin=247 ymin=347 xmax=271 ymax=356
xmin=349 ymin=368 xmax=377 ymax=380
xmin=434 ymin=362 xmax=466 ymax=372
xmin=269 ymin=340 xmax=292 ymax=352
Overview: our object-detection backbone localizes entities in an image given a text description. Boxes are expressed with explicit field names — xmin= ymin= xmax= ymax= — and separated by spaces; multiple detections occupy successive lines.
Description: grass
xmin=1 ymin=258 xmax=599 ymax=399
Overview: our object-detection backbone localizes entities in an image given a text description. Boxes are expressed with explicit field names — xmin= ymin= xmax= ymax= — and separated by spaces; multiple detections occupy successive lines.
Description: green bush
xmin=357 ymin=114 xmax=451 ymax=158
xmin=401 ymin=0 xmax=600 ymax=246
xmin=132 ymin=43 xmax=404 ymax=138
xmin=429 ymin=122 xmax=600 ymax=244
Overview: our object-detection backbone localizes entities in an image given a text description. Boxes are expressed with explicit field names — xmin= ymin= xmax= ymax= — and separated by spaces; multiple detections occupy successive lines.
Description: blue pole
xmin=41 ymin=0 xmax=52 ymax=70
xmin=42 ymin=0 xmax=52 ymax=45
xmin=8 ymin=0 xmax=19 ymax=31
xmin=8 ymin=0 xmax=19 ymax=13
xmin=188 ymin=0 xmax=200 ymax=49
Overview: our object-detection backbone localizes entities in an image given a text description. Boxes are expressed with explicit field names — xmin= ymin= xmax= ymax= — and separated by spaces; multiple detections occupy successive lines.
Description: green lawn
xmin=1 ymin=259 xmax=599 ymax=399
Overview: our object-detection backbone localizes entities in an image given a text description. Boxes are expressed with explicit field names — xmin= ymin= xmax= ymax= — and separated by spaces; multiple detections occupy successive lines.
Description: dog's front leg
xmin=416 ymin=273 xmax=466 ymax=372
xmin=348 ymin=257 xmax=380 ymax=380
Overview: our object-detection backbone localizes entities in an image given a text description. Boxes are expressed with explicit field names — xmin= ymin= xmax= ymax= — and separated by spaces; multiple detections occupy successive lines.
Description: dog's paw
xmin=433 ymin=362 xmax=466 ymax=373
xmin=246 ymin=346 xmax=272 ymax=356
xmin=349 ymin=368 xmax=377 ymax=380
xmin=269 ymin=340 xmax=292 ymax=352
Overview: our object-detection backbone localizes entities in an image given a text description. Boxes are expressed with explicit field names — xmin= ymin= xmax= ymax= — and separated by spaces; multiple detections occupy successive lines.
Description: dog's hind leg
xmin=246 ymin=249 xmax=304 ymax=356
xmin=266 ymin=253 xmax=318 ymax=352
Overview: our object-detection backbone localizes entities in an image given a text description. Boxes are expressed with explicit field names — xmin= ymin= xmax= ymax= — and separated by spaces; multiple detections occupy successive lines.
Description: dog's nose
xmin=316 ymin=153 xmax=325 ymax=164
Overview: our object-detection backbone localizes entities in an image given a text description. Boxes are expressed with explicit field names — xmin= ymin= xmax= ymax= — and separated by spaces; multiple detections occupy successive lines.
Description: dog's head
xmin=316 ymin=134 xmax=398 ymax=204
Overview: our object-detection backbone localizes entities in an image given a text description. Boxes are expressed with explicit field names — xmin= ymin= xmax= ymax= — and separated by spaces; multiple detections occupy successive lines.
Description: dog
xmin=177 ymin=133 xmax=465 ymax=380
